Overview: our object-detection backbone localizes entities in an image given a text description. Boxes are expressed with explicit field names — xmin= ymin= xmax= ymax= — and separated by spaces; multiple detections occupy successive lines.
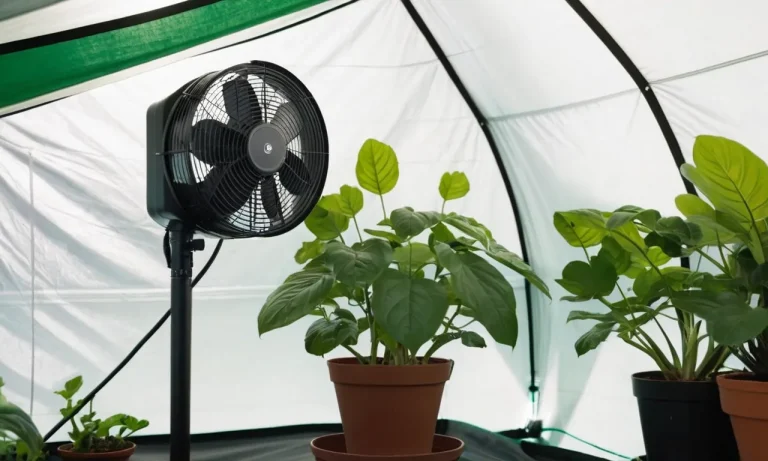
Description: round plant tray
xmin=310 ymin=434 xmax=464 ymax=461
xmin=57 ymin=442 xmax=136 ymax=461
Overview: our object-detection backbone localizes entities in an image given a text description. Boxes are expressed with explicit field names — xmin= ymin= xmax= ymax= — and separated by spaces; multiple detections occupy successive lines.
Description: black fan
xmin=147 ymin=60 xmax=328 ymax=238
xmin=145 ymin=61 xmax=329 ymax=461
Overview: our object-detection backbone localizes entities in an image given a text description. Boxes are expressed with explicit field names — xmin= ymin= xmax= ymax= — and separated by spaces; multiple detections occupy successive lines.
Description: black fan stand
xmin=168 ymin=220 xmax=205 ymax=461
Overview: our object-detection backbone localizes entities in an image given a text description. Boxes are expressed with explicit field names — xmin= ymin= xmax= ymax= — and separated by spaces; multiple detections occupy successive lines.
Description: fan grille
xmin=162 ymin=61 xmax=329 ymax=238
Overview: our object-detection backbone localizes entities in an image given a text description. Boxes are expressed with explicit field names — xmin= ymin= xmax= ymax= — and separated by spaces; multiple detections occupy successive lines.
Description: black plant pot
xmin=632 ymin=371 xmax=739 ymax=461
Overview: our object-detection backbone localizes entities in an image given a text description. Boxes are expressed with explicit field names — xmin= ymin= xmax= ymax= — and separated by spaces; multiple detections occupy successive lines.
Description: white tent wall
xmin=412 ymin=0 xmax=768 ymax=458
xmin=0 ymin=0 xmax=533 ymax=444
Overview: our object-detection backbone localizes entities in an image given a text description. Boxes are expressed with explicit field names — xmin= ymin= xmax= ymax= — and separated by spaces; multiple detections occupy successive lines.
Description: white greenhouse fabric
xmin=0 ymin=0 xmax=530 ymax=443
xmin=3 ymin=0 xmax=768 ymax=458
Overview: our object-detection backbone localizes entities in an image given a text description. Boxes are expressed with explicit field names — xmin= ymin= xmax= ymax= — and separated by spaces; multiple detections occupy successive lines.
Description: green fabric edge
xmin=0 ymin=0 xmax=328 ymax=110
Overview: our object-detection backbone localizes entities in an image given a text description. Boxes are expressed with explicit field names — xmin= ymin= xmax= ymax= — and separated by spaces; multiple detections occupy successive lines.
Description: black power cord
xmin=42 ymin=234 xmax=224 ymax=442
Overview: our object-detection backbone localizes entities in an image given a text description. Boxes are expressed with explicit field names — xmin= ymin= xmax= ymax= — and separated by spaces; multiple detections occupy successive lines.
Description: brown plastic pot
xmin=310 ymin=433 xmax=464 ymax=461
xmin=327 ymin=357 xmax=453 ymax=456
xmin=717 ymin=372 xmax=768 ymax=461
xmin=57 ymin=442 xmax=136 ymax=461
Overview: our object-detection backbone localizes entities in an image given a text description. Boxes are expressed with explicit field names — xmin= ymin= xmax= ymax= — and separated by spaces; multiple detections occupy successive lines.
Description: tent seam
xmin=28 ymin=148 xmax=36 ymax=416
xmin=399 ymin=0 xmax=539 ymax=402
xmin=651 ymin=48 xmax=768 ymax=85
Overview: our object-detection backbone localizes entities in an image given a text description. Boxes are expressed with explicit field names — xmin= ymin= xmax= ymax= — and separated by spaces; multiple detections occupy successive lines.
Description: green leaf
xmin=682 ymin=135 xmax=768 ymax=222
xmin=55 ymin=376 xmax=83 ymax=400
xmin=324 ymin=240 xmax=393 ymax=287
xmin=438 ymin=277 xmax=461 ymax=305
xmin=671 ymin=291 xmax=768 ymax=345
xmin=556 ymin=254 xmax=617 ymax=300
xmin=647 ymin=247 xmax=671 ymax=267
xmin=676 ymin=194 xmax=716 ymax=218
xmin=567 ymin=310 xmax=615 ymax=323
xmin=294 ymin=240 xmax=326 ymax=264
xmin=375 ymin=323 xmax=399 ymax=351
xmin=363 ymin=229 xmax=404 ymax=244
xmin=431 ymin=222 xmax=457 ymax=243
xmin=355 ymin=138 xmax=399 ymax=195
xmin=338 ymin=185 xmax=364 ymax=216
xmin=439 ymin=172 xmax=470 ymax=201
xmin=598 ymin=236 xmax=631 ymax=275
xmin=644 ymin=232 xmax=682 ymax=258
xmin=96 ymin=414 xmax=127 ymax=437
xmin=393 ymin=243 xmax=435 ymax=273
xmin=304 ymin=315 xmax=359 ymax=356
xmin=390 ymin=207 xmax=441 ymax=239
xmin=258 ymin=267 xmax=335 ymax=335
xmin=553 ymin=210 xmax=607 ymax=248
xmin=434 ymin=242 xmax=518 ymax=347
xmin=655 ymin=216 xmax=703 ymax=246
xmin=606 ymin=206 xmax=661 ymax=229
xmin=574 ymin=322 xmax=614 ymax=356
xmin=371 ymin=269 xmax=449 ymax=353
xmin=0 ymin=401 xmax=43 ymax=457
xmin=443 ymin=214 xmax=492 ymax=248
xmin=484 ymin=241 xmax=551 ymax=299
xmin=460 ymin=331 xmax=487 ymax=348
xmin=305 ymin=205 xmax=350 ymax=240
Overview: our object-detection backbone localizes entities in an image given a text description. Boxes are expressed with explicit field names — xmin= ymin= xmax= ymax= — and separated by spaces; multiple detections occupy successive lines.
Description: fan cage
xmin=162 ymin=61 xmax=329 ymax=238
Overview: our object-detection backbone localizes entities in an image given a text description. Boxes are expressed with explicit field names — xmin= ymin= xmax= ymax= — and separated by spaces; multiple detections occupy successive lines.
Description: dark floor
xmin=48 ymin=421 xmax=610 ymax=460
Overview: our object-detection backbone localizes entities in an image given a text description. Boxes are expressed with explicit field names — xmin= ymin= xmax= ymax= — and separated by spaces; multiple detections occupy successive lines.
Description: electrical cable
xmin=42 ymin=237 xmax=224 ymax=442
xmin=540 ymin=428 xmax=633 ymax=460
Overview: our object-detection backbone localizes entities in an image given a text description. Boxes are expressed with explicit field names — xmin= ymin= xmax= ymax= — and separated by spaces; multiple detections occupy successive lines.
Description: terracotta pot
xmin=310 ymin=433 xmax=464 ymax=461
xmin=327 ymin=357 xmax=452 ymax=456
xmin=57 ymin=442 xmax=136 ymax=461
xmin=632 ymin=371 xmax=738 ymax=461
xmin=717 ymin=372 xmax=768 ymax=461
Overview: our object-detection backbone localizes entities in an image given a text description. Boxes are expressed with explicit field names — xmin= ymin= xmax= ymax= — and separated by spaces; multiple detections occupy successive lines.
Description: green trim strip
xmin=0 ymin=0 xmax=327 ymax=110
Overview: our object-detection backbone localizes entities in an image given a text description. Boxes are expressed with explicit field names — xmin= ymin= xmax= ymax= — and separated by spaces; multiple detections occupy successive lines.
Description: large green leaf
xmin=655 ymin=216 xmax=703 ymax=246
xmin=434 ymin=242 xmax=518 ymax=347
xmin=676 ymin=194 xmax=741 ymax=246
xmin=553 ymin=210 xmax=607 ymax=248
xmin=556 ymin=254 xmax=617 ymax=301
xmin=305 ymin=205 xmax=350 ymax=240
xmin=682 ymin=135 xmax=768 ymax=222
xmin=485 ymin=241 xmax=551 ymax=299
xmin=258 ymin=267 xmax=335 ymax=335
xmin=371 ymin=269 xmax=448 ymax=353
xmin=55 ymin=376 xmax=83 ymax=400
xmin=317 ymin=185 xmax=365 ymax=218
xmin=606 ymin=206 xmax=661 ymax=230
xmin=324 ymin=239 xmax=393 ymax=287
xmin=443 ymin=214 xmax=492 ymax=248
xmin=390 ymin=207 xmax=441 ymax=239
xmin=393 ymin=243 xmax=434 ymax=273
xmin=598 ymin=236 xmax=631 ymax=275
xmin=355 ymin=138 xmax=399 ymax=195
xmin=0 ymin=402 xmax=43 ymax=457
xmin=567 ymin=310 xmax=615 ymax=323
xmin=304 ymin=312 xmax=359 ymax=356
xmin=363 ymin=229 xmax=404 ymax=244
xmin=671 ymin=291 xmax=768 ymax=345
xmin=294 ymin=240 xmax=326 ymax=264
xmin=439 ymin=172 xmax=470 ymax=201
xmin=574 ymin=322 xmax=614 ymax=357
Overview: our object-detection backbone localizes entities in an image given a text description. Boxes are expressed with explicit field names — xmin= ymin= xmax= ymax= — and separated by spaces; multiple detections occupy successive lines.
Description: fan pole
xmin=169 ymin=221 xmax=204 ymax=461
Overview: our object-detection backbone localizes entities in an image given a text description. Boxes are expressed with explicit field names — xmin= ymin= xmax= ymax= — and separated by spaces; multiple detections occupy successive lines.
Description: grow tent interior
xmin=0 ymin=0 xmax=764 ymax=459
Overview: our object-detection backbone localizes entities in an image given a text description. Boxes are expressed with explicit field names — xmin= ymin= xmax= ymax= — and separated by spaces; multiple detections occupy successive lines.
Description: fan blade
xmin=279 ymin=150 xmax=312 ymax=196
xmin=260 ymin=176 xmax=282 ymax=221
xmin=201 ymin=160 xmax=261 ymax=219
xmin=223 ymin=77 xmax=262 ymax=132
xmin=191 ymin=120 xmax=246 ymax=165
xmin=269 ymin=101 xmax=302 ymax=142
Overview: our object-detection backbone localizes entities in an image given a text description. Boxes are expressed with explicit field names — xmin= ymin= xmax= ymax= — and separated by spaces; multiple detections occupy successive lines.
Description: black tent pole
xmin=169 ymin=221 xmax=204 ymax=461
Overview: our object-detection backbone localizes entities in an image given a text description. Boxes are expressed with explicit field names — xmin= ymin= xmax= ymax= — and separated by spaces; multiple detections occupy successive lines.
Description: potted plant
xmin=0 ymin=377 xmax=44 ymax=460
xmin=257 ymin=138 xmax=549 ymax=459
xmin=54 ymin=376 xmax=149 ymax=461
xmin=658 ymin=135 xmax=768 ymax=461
xmin=552 ymin=201 xmax=738 ymax=460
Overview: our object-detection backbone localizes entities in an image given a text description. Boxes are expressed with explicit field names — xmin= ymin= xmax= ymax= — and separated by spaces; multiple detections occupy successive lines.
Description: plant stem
xmin=694 ymin=248 xmax=728 ymax=274
xmin=441 ymin=200 xmax=446 ymax=214
xmin=379 ymin=195 xmax=388 ymax=222
xmin=352 ymin=216 xmax=363 ymax=242
xmin=364 ymin=290 xmax=378 ymax=364
xmin=343 ymin=345 xmax=368 ymax=364
xmin=443 ymin=306 xmax=461 ymax=334
xmin=455 ymin=319 xmax=476 ymax=329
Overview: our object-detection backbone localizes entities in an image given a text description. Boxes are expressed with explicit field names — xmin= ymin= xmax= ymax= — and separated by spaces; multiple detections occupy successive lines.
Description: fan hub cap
xmin=247 ymin=125 xmax=286 ymax=174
